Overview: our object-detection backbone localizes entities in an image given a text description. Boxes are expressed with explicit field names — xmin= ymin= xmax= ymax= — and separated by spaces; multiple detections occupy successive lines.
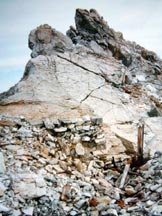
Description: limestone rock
xmin=44 ymin=118 xmax=54 ymax=129
xmin=0 ymin=182 xmax=7 ymax=196
xmin=12 ymin=173 xmax=46 ymax=199
xmin=0 ymin=55 xmax=92 ymax=120
xmin=0 ymin=204 xmax=11 ymax=213
xmin=111 ymin=117 xmax=162 ymax=156
xmin=0 ymin=152 xmax=6 ymax=174
xmin=21 ymin=207 xmax=34 ymax=216
xmin=144 ymin=117 xmax=162 ymax=155
xmin=54 ymin=127 xmax=67 ymax=133
xmin=75 ymin=143 xmax=85 ymax=156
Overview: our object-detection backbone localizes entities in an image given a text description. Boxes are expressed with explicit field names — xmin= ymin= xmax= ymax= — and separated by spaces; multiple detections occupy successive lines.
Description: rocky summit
xmin=0 ymin=8 xmax=162 ymax=216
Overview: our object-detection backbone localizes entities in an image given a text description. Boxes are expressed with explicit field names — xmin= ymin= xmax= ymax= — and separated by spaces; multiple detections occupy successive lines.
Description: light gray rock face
xmin=111 ymin=117 xmax=162 ymax=156
xmin=0 ymin=54 xmax=92 ymax=119
xmin=0 ymin=50 xmax=159 ymax=124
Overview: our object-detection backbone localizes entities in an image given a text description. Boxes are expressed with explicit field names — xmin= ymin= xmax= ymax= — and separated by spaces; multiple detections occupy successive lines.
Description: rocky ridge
xmin=0 ymin=9 xmax=162 ymax=154
xmin=0 ymin=8 xmax=162 ymax=215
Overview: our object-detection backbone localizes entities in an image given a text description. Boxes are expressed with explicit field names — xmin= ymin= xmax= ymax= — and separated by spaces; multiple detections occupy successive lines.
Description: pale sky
xmin=0 ymin=0 xmax=162 ymax=93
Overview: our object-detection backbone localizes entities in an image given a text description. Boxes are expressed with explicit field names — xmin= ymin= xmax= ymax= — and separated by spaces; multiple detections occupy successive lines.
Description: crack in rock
xmin=90 ymin=95 xmax=119 ymax=105
xmin=57 ymin=54 xmax=119 ymax=87
xmin=80 ymin=84 xmax=105 ymax=104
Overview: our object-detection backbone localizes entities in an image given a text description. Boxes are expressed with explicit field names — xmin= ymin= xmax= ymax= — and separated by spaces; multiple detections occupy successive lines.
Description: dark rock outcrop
xmin=29 ymin=24 xmax=73 ymax=57
xmin=67 ymin=9 xmax=162 ymax=71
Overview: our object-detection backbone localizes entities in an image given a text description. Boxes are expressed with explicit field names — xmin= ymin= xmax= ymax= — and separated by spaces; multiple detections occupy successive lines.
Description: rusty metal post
xmin=137 ymin=123 xmax=144 ymax=165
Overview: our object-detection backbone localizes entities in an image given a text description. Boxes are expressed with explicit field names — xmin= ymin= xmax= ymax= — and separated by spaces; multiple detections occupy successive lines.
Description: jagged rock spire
xmin=67 ymin=9 xmax=162 ymax=69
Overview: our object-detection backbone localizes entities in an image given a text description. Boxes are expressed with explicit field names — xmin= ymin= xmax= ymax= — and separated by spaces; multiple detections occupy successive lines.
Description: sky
xmin=0 ymin=0 xmax=162 ymax=93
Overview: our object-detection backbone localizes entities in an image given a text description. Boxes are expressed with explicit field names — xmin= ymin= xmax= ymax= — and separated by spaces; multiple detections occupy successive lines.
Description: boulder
xmin=29 ymin=24 xmax=73 ymax=57
xmin=0 ymin=152 xmax=6 ymax=174
xmin=12 ymin=172 xmax=46 ymax=199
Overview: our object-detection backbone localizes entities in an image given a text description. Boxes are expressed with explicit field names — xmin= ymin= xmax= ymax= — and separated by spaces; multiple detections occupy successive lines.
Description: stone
xmin=75 ymin=118 xmax=84 ymax=125
xmin=91 ymin=117 xmax=103 ymax=125
xmin=17 ymin=127 xmax=33 ymax=138
xmin=96 ymin=196 xmax=111 ymax=205
xmin=125 ymin=185 xmax=136 ymax=195
xmin=0 ymin=119 xmax=17 ymax=127
xmin=29 ymin=119 xmax=43 ymax=126
xmin=12 ymin=209 xmax=21 ymax=216
xmin=156 ymin=186 xmax=162 ymax=193
xmin=150 ymin=184 xmax=160 ymax=191
xmin=108 ymin=188 xmax=121 ymax=200
xmin=53 ymin=164 xmax=64 ymax=172
xmin=0 ymin=152 xmax=6 ymax=174
xmin=0 ymin=204 xmax=11 ymax=213
xmin=82 ymin=125 xmax=91 ymax=131
xmin=111 ymin=124 xmax=137 ymax=154
xmin=74 ymin=159 xmax=87 ymax=173
xmin=67 ymin=124 xmax=75 ymax=129
xmin=44 ymin=118 xmax=54 ymax=129
xmin=94 ymin=138 xmax=106 ymax=145
xmin=82 ymin=136 xmax=91 ymax=142
xmin=105 ymin=209 xmax=118 ymax=216
xmin=145 ymin=200 xmax=155 ymax=207
xmin=69 ymin=210 xmax=78 ymax=216
xmin=0 ymin=182 xmax=7 ymax=196
xmin=90 ymin=209 xmax=99 ymax=216
xmin=76 ymin=126 xmax=83 ymax=131
xmin=139 ymin=160 xmax=152 ymax=171
xmin=74 ymin=199 xmax=88 ymax=209
xmin=96 ymin=133 xmax=104 ymax=139
xmin=61 ymin=184 xmax=71 ymax=201
xmin=82 ymin=115 xmax=90 ymax=122
xmin=127 ymin=206 xmax=140 ymax=212
xmin=144 ymin=117 xmax=162 ymax=156
xmin=54 ymin=127 xmax=67 ymax=133
xmin=59 ymin=161 xmax=68 ymax=171
xmin=13 ymin=181 xmax=46 ymax=199
xmin=96 ymin=203 xmax=108 ymax=211
xmin=75 ymin=143 xmax=85 ymax=156
xmin=60 ymin=119 xmax=73 ymax=124
xmin=21 ymin=207 xmax=34 ymax=216
xmin=12 ymin=173 xmax=46 ymax=199
xmin=149 ymin=205 xmax=162 ymax=215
